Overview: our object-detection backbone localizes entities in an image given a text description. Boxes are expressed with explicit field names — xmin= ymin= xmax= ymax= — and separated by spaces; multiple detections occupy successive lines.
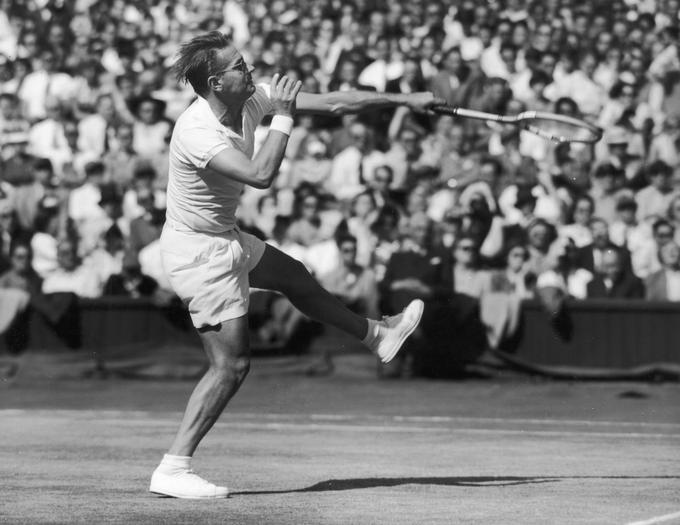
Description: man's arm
xmin=207 ymin=74 xmax=301 ymax=189
xmin=296 ymin=90 xmax=443 ymax=115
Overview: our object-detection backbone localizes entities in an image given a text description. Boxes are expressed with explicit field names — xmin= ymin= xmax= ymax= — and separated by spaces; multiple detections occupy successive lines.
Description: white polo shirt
xmin=166 ymin=84 xmax=274 ymax=234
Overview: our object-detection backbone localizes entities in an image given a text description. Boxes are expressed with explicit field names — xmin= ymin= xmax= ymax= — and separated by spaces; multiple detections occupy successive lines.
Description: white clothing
xmin=160 ymin=225 xmax=265 ymax=326
xmin=165 ymin=84 xmax=273 ymax=234
xmin=18 ymin=71 xmax=75 ymax=121
xmin=537 ymin=269 xmax=593 ymax=300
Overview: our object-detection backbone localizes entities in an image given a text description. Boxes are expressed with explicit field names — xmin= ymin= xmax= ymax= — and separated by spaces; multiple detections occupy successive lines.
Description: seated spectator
xmin=128 ymin=188 xmax=164 ymax=258
xmin=636 ymin=160 xmax=677 ymax=225
xmin=131 ymin=96 xmax=171 ymax=160
xmin=537 ymin=237 xmax=593 ymax=300
xmin=346 ymin=190 xmax=378 ymax=268
xmin=68 ymin=160 xmax=109 ymax=256
xmin=326 ymin=122 xmax=384 ymax=201
xmin=318 ymin=233 xmax=379 ymax=319
xmin=380 ymin=212 xmax=452 ymax=315
xmin=0 ymin=240 xmax=41 ymax=295
xmin=589 ymin=162 xmax=633 ymax=225
xmin=0 ymin=192 xmax=24 ymax=273
xmin=452 ymin=235 xmax=492 ymax=299
xmin=645 ymin=242 xmax=680 ymax=301
xmin=633 ymin=218 xmax=676 ymax=279
xmin=669 ymin=195 xmax=680 ymax=246
xmin=489 ymin=243 xmax=535 ymax=298
xmin=285 ymin=135 xmax=333 ymax=189
xmin=287 ymin=189 xmax=327 ymax=247
xmin=586 ymin=247 xmax=645 ymax=299
xmin=609 ymin=196 xmax=649 ymax=255
xmin=576 ymin=217 xmax=632 ymax=275
xmin=84 ymin=224 xmax=126 ymax=289
xmin=42 ymin=237 xmax=101 ymax=298
xmin=103 ymin=252 xmax=158 ymax=298
xmin=122 ymin=165 xmax=164 ymax=226
xmin=370 ymin=205 xmax=402 ymax=282
xmin=525 ymin=218 xmax=558 ymax=276
xmin=559 ymin=194 xmax=594 ymax=248
xmin=103 ymin=123 xmax=141 ymax=192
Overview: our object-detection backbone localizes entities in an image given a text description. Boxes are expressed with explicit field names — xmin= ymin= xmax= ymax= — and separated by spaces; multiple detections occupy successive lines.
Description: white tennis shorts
xmin=160 ymin=224 xmax=266 ymax=328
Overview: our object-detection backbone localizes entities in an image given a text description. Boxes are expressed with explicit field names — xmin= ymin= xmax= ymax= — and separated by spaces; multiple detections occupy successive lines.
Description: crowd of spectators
xmin=1 ymin=0 xmax=680 ymax=364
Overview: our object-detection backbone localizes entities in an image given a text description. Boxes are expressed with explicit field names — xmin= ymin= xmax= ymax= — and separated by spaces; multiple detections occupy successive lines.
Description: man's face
xmin=601 ymin=250 xmax=622 ymax=281
xmin=592 ymin=221 xmax=609 ymax=247
xmin=650 ymin=171 xmax=671 ymax=192
xmin=10 ymin=245 xmax=30 ymax=273
xmin=660 ymin=243 xmax=680 ymax=269
xmin=0 ymin=97 xmax=14 ymax=119
xmin=339 ymin=240 xmax=357 ymax=266
xmin=573 ymin=199 xmax=593 ymax=225
xmin=57 ymin=241 xmax=78 ymax=271
xmin=210 ymin=46 xmax=255 ymax=102
xmin=654 ymin=225 xmax=675 ymax=246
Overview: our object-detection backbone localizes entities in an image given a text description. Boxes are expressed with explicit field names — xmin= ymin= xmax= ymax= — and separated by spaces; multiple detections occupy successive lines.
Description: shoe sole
xmin=150 ymin=489 xmax=229 ymax=499
xmin=380 ymin=299 xmax=424 ymax=364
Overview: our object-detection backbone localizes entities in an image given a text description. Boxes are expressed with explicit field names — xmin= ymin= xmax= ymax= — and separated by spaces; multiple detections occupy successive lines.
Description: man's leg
xmin=249 ymin=245 xmax=368 ymax=339
xmin=249 ymin=244 xmax=424 ymax=363
xmin=150 ymin=315 xmax=250 ymax=499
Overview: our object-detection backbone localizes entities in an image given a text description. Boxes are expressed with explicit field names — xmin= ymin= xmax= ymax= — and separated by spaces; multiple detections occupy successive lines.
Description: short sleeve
xmin=173 ymin=124 xmax=231 ymax=169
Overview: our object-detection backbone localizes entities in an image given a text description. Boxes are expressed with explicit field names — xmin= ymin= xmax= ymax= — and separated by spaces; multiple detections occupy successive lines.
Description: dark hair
xmin=84 ymin=161 xmax=105 ymax=177
xmin=593 ymin=162 xmax=623 ymax=179
xmin=173 ymin=31 xmax=232 ymax=96
xmin=647 ymin=160 xmax=673 ymax=178
xmin=335 ymin=232 xmax=358 ymax=248
xmin=653 ymin=218 xmax=674 ymax=235
xmin=529 ymin=70 xmax=551 ymax=87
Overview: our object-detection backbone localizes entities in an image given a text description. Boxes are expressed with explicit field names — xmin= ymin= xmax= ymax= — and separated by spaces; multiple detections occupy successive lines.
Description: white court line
xmin=627 ymin=510 xmax=680 ymax=525
xmin=2 ymin=409 xmax=679 ymax=430
xmin=2 ymin=411 xmax=679 ymax=439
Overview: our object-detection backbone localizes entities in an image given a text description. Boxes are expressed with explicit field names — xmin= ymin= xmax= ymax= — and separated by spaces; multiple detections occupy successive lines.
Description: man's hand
xmin=406 ymin=92 xmax=447 ymax=114
xmin=270 ymin=74 xmax=302 ymax=116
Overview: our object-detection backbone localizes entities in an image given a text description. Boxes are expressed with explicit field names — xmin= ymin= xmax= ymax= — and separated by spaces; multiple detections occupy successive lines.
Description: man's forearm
xmin=297 ymin=90 xmax=418 ymax=115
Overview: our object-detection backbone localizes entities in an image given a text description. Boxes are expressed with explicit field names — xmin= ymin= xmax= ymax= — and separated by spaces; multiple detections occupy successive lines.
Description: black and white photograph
xmin=0 ymin=0 xmax=679 ymax=523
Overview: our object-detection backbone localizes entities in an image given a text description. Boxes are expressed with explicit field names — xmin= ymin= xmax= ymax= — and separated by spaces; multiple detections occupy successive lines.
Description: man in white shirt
xmin=149 ymin=31 xmax=439 ymax=499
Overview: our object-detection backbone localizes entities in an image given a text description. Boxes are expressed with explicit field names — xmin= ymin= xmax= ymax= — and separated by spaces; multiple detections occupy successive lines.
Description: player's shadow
xmin=231 ymin=475 xmax=680 ymax=496
xmin=231 ymin=476 xmax=556 ymax=495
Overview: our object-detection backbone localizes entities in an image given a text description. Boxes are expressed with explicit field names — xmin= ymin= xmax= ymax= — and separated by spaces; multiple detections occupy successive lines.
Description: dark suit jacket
xmin=586 ymin=273 xmax=645 ymax=299
xmin=575 ymin=243 xmax=632 ymax=274
xmin=645 ymin=270 xmax=670 ymax=300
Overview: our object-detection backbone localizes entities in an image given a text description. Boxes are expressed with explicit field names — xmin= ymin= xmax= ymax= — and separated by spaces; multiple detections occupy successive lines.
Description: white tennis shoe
xmin=371 ymin=299 xmax=425 ymax=363
xmin=150 ymin=468 xmax=229 ymax=499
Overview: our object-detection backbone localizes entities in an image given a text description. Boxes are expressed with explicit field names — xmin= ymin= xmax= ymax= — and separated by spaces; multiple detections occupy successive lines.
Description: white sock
xmin=157 ymin=454 xmax=192 ymax=473
xmin=362 ymin=319 xmax=381 ymax=348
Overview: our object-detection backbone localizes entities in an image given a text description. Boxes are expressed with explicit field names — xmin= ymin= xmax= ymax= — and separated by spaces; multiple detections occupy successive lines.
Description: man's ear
xmin=207 ymin=75 xmax=221 ymax=91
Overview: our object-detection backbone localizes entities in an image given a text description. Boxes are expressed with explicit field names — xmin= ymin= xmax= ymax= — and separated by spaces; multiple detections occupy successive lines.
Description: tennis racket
xmin=432 ymin=105 xmax=603 ymax=144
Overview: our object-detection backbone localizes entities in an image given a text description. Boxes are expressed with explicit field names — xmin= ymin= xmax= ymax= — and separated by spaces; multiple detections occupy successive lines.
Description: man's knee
xmin=212 ymin=355 xmax=250 ymax=382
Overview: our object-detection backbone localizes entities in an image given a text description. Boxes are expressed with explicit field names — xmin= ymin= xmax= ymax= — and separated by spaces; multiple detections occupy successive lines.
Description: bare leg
xmin=249 ymin=244 xmax=369 ymax=340
xmin=167 ymin=315 xmax=250 ymax=457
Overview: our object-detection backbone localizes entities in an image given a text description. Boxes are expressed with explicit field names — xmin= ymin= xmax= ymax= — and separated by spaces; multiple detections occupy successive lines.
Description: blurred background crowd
xmin=1 ymin=0 xmax=680 ymax=366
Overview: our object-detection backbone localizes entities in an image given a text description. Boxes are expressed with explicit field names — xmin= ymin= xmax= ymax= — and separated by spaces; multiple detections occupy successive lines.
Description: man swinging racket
xmin=150 ymin=31 xmax=442 ymax=499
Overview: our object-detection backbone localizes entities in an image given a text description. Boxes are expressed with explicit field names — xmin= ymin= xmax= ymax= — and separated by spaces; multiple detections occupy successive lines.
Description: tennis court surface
xmin=1 ymin=354 xmax=679 ymax=524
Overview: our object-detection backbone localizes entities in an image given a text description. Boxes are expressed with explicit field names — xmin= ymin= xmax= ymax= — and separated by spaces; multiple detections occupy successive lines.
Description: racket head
xmin=517 ymin=111 xmax=603 ymax=144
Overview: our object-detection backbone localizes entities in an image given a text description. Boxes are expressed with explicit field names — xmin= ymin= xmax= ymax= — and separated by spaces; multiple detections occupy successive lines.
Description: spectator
xmin=589 ymin=162 xmax=632 ymax=225
xmin=128 ymin=188 xmax=164 ymax=259
xmin=525 ymin=218 xmax=558 ymax=276
xmin=0 ymin=192 xmax=23 ymax=273
xmin=131 ymin=96 xmax=171 ymax=160
xmin=489 ymin=243 xmax=535 ymax=298
xmin=327 ymin=122 xmax=383 ymax=201
xmin=452 ymin=235 xmax=492 ymax=299
xmin=68 ymin=160 xmax=109 ymax=256
xmin=586 ymin=247 xmax=645 ymax=299
xmin=318 ymin=233 xmax=379 ymax=319
xmin=633 ymin=218 xmax=676 ymax=279
xmin=103 ymin=251 xmax=158 ymax=298
xmin=645 ymin=242 xmax=680 ymax=301
xmin=576 ymin=217 xmax=632 ymax=274
xmin=635 ymin=160 xmax=677 ymax=224
xmin=41 ymin=237 xmax=101 ymax=298
xmin=559 ymin=194 xmax=595 ymax=248
xmin=103 ymin=123 xmax=141 ymax=192
xmin=537 ymin=237 xmax=594 ymax=301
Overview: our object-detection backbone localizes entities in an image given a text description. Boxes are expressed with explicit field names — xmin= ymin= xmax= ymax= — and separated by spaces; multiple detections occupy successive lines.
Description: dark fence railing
xmin=2 ymin=297 xmax=679 ymax=370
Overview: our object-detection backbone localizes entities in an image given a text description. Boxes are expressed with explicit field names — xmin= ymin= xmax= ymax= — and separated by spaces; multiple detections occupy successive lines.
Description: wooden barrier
xmin=2 ymin=298 xmax=679 ymax=370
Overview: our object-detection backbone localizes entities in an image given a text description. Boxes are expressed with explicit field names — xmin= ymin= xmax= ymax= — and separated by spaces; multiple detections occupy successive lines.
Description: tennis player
xmin=149 ymin=31 xmax=442 ymax=499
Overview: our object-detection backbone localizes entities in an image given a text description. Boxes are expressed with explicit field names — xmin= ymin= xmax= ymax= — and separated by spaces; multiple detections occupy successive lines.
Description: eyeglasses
xmin=216 ymin=60 xmax=250 ymax=76
xmin=457 ymin=245 xmax=475 ymax=251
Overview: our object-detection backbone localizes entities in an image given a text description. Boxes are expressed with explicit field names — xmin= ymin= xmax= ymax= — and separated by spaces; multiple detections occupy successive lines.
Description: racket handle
xmin=432 ymin=105 xmax=506 ymax=122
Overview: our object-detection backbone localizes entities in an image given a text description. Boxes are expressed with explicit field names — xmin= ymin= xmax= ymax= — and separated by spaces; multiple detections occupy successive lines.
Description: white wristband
xmin=270 ymin=114 xmax=294 ymax=136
